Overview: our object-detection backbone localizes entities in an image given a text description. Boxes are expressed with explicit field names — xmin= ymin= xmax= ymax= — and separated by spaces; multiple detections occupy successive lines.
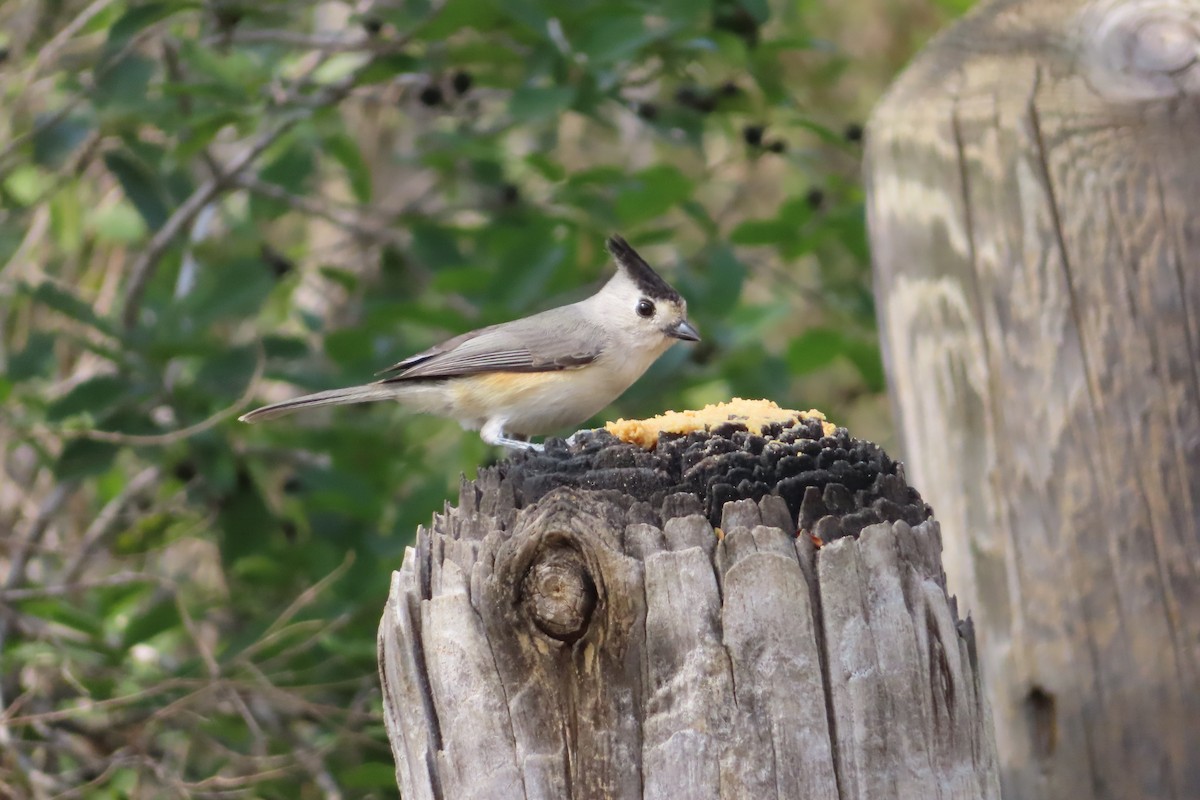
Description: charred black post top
xmin=501 ymin=416 xmax=931 ymax=543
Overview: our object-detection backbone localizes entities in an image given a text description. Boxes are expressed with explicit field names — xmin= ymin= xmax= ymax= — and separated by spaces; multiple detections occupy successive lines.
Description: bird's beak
xmin=667 ymin=318 xmax=701 ymax=342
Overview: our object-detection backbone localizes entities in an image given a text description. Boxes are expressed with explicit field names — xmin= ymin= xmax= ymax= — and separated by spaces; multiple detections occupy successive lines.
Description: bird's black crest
xmin=606 ymin=236 xmax=682 ymax=303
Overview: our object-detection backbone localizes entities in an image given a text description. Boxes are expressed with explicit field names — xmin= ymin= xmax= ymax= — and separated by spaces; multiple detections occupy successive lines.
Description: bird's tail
xmin=239 ymin=384 xmax=402 ymax=423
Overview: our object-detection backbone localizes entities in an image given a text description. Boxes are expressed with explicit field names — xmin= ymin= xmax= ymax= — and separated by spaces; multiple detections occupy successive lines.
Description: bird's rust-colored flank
xmin=450 ymin=371 xmax=570 ymax=412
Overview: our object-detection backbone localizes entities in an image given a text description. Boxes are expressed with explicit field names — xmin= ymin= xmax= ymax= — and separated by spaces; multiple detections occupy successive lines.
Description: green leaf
xmin=3 ymin=165 xmax=52 ymax=206
xmin=251 ymin=135 xmax=317 ymax=219
xmin=217 ymin=473 xmax=275 ymax=565
xmin=615 ymin=165 xmax=692 ymax=224
xmin=262 ymin=335 xmax=310 ymax=361
xmin=194 ymin=345 xmax=259 ymax=399
xmin=739 ymin=0 xmax=771 ymax=23
xmin=90 ymin=203 xmax=148 ymax=243
xmin=410 ymin=224 xmax=467 ymax=269
xmin=354 ymin=54 xmax=421 ymax=85
xmin=842 ymin=337 xmax=886 ymax=390
xmin=92 ymin=54 xmax=157 ymax=113
xmin=104 ymin=150 xmax=170 ymax=231
xmin=32 ymin=115 xmax=93 ymax=169
xmin=47 ymin=375 xmax=128 ymax=422
xmin=509 ymin=85 xmax=576 ymax=122
xmin=55 ymin=438 xmax=119 ymax=480
xmin=573 ymin=15 xmax=662 ymax=65
xmin=16 ymin=599 xmax=104 ymax=639
xmin=319 ymin=266 xmax=359 ymax=293
xmin=50 ymin=187 xmax=86 ymax=253
xmin=175 ymin=110 xmax=243 ymax=160
xmin=105 ymin=2 xmax=191 ymax=52
xmin=122 ymin=597 xmax=182 ymax=649
xmin=705 ymin=245 xmax=744 ymax=307
xmin=730 ymin=218 xmax=794 ymax=247
xmin=786 ymin=327 xmax=845 ymax=375
xmin=176 ymin=38 xmax=270 ymax=96
xmin=341 ymin=762 xmax=400 ymax=790
xmin=494 ymin=0 xmax=551 ymax=35
xmin=420 ymin=0 xmax=502 ymax=38
xmin=261 ymin=136 xmax=316 ymax=193
xmin=26 ymin=281 xmax=117 ymax=336
xmin=181 ymin=264 xmax=275 ymax=325
xmin=525 ymin=152 xmax=565 ymax=182
xmin=6 ymin=331 xmax=56 ymax=381
xmin=323 ymin=132 xmax=372 ymax=204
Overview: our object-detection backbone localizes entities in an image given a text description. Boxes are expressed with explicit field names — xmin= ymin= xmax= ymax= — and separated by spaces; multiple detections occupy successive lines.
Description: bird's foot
xmin=481 ymin=420 xmax=543 ymax=452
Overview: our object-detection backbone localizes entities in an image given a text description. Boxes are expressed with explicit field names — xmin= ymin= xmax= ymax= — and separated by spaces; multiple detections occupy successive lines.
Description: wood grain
xmin=379 ymin=476 xmax=999 ymax=799
xmin=865 ymin=1 xmax=1200 ymax=797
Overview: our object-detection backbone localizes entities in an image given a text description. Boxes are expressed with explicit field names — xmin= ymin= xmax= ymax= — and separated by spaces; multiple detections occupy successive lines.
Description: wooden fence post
xmin=378 ymin=418 xmax=1000 ymax=798
xmin=864 ymin=0 xmax=1200 ymax=797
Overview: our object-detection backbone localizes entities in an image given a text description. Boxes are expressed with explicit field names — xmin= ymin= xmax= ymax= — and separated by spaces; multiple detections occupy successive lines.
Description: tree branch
xmin=119 ymin=57 xmax=374 ymax=330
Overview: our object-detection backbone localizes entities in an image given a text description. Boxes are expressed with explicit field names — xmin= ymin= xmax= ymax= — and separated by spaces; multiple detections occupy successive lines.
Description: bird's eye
xmin=636 ymin=299 xmax=656 ymax=318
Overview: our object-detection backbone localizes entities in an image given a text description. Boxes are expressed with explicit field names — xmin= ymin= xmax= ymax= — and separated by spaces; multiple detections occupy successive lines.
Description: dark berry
xmin=713 ymin=3 xmax=760 ymax=47
xmin=283 ymin=475 xmax=304 ymax=494
xmin=260 ymin=244 xmax=294 ymax=278
xmin=719 ymin=81 xmax=741 ymax=97
xmin=419 ymin=85 xmax=444 ymax=106
xmin=742 ymin=125 xmax=764 ymax=146
xmin=452 ymin=70 xmax=473 ymax=95
xmin=766 ymin=139 xmax=787 ymax=154
xmin=211 ymin=2 xmax=243 ymax=29
xmin=362 ymin=15 xmax=383 ymax=35
xmin=500 ymin=183 xmax=519 ymax=204
xmin=173 ymin=461 xmax=198 ymax=483
xmin=694 ymin=94 xmax=717 ymax=113
xmin=635 ymin=102 xmax=658 ymax=121
xmin=805 ymin=188 xmax=825 ymax=209
xmin=675 ymin=87 xmax=702 ymax=108
xmin=844 ymin=122 xmax=864 ymax=142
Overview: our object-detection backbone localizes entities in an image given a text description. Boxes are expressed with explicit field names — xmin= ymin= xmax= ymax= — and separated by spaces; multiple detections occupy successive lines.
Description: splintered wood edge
xmin=378 ymin=490 xmax=999 ymax=800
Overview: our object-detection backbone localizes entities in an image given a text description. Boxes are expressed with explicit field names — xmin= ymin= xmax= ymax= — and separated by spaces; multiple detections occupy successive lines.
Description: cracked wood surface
xmin=865 ymin=1 xmax=1200 ymax=798
xmin=379 ymin=478 xmax=999 ymax=799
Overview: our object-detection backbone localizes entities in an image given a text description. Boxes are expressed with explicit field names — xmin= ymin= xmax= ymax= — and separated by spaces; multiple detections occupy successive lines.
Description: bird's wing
xmin=376 ymin=309 xmax=604 ymax=382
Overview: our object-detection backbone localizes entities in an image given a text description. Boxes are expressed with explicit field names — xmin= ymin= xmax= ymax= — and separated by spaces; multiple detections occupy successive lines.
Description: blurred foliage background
xmin=0 ymin=0 xmax=967 ymax=796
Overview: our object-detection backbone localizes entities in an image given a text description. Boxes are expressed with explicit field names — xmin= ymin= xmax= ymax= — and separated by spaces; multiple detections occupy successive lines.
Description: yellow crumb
xmin=606 ymin=398 xmax=836 ymax=449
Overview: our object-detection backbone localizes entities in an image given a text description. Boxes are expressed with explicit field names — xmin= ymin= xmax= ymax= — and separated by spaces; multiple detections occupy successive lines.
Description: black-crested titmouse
xmin=239 ymin=236 xmax=700 ymax=450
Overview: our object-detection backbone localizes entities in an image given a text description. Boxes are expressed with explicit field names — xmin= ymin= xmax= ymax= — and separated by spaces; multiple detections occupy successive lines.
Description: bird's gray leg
xmin=481 ymin=418 xmax=543 ymax=452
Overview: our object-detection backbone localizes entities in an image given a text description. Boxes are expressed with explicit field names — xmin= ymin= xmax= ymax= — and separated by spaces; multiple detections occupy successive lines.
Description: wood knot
xmin=521 ymin=545 xmax=596 ymax=642
xmin=1077 ymin=0 xmax=1200 ymax=101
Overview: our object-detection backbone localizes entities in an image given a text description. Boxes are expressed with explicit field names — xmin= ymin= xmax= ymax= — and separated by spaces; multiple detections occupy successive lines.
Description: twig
xmin=2 ymin=483 xmax=78 ymax=595
xmin=119 ymin=50 xmax=377 ymax=330
xmin=0 ymin=572 xmax=162 ymax=601
xmin=79 ymin=339 xmax=265 ymax=445
xmin=245 ymin=552 xmax=356 ymax=654
xmin=28 ymin=0 xmax=119 ymax=77
xmin=0 ymin=27 xmax=160 ymax=178
xmin=118 ymin=113 xmax=306 ymax=329
xmin=2 ymin=678 xmax=202 ymax=726
xmin=60 ymin=466 xmax=162 ymax=584
xmin=233 ymin=174 xmax=404 ymax=244
xmin=200 ymin=29 xmax=409 ymax=55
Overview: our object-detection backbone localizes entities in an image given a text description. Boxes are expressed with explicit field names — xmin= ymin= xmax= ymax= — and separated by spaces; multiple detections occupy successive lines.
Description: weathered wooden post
xmin=864 ymin=0 xmax=1200 ymax=797
xmin=378 ymin=402 xmax=1000 ymax=798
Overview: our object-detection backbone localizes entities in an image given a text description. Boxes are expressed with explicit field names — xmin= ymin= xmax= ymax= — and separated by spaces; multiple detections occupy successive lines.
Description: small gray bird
xmin=239 ymin=236 xmax=700 ymax=449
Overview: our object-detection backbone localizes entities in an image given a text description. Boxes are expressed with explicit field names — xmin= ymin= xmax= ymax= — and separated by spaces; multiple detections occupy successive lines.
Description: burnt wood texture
xmin=378 ymin=425 xmax=1000 ymax=799
xmin=865 ymin=0 xmax=1200 ymax=798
